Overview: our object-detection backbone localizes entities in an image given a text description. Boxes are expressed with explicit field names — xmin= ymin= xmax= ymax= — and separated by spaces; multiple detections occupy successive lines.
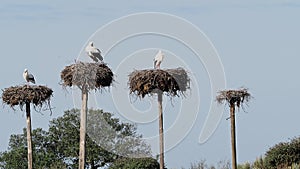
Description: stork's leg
xmin=157 ymin=62 xmax=161 ymax=69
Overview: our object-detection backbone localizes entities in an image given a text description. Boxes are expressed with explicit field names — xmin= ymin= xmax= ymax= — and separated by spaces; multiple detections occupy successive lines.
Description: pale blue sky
xmin=1 ymin=1 xmax=300 ymax=168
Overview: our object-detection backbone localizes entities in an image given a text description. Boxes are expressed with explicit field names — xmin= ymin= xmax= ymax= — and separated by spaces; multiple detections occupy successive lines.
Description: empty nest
xmin=60 ymin=62 xmax=114 ymax=90
xmin=2 ymin=85 xmax=53 ymax=110
xmin=216 ymin=88 xmax=251 ymax=108
xmin=128 ymin=68 xmax=190 ymax=98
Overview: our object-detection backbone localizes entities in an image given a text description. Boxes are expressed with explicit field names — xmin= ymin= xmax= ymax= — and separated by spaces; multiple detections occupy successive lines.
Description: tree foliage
xmin=0 ymin=128 xmax=66 ymax=169
xmin=189 ymin=159 xmax=208 ymax=169
xmin=109 ymin=157 xmax=159 ymax=169
xmin=252 ymin=156 xmax=266 ymax=169
xmin=237 ymin=162 xmax=250 ymax=169
xmin=181 ymin=160 xmax=230 ymax=169
xmin=0 ymin=109 xmax=151 ymax=169
xmin=264 ymin=137 xmax=300 ymax=168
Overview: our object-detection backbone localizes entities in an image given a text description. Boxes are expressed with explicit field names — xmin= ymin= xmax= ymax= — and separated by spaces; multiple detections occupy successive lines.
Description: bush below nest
xmin=109 ymin=157 xmax=160 ymax=169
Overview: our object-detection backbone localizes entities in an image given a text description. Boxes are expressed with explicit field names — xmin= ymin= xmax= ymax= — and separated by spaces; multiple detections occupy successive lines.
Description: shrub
xmin=109 ymin=157 xmax=159 ymax=169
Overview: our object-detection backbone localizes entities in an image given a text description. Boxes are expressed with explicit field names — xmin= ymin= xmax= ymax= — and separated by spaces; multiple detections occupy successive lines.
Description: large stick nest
xmin=128 ymin=68 xmax=190 ymax=98
xmin=216 ymin=88 xmax=251 ymax=108
xmin=60 ymin=62 xmax=114 ymax=90
xmin=2 ymin=85 xmax=53 ymax=111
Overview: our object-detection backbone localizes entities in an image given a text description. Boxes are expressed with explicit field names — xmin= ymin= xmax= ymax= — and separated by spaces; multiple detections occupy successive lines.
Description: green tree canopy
xmin=0 ymin=128 xmax=66 ymax=169
xmin=265 ymin=137 xmax=300 ymax=168
xmin=0 ymin=109 xmax=152 ymax=169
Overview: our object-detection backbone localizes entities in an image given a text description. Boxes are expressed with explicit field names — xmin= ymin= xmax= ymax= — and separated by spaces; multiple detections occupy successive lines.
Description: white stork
xmin=23 ymin=69 xmax=35 ymax=84
xmin=154 ymin=50 xmax=164 ymax=69
xmin=85 ymin=41 xmax=103 ymax=62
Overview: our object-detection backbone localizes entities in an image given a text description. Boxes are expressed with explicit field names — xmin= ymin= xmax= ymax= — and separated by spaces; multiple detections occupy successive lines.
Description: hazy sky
xmin=1 ymin=1 xmax=300 ymax=168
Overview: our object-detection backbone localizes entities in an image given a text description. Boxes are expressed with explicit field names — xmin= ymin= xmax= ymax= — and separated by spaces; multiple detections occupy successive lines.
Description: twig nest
xmin=2 ymin=85 xmax=53 ymax=109
xmin=128 ymin=68 xmax=190 ymax=98
xmin=60 ymin=62 xmax=114 ymax=90
xmin=216 ymin=88 xmax=251 ymax=108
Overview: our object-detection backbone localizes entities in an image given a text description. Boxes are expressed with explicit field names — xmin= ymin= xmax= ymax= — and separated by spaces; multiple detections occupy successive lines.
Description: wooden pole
xmin=26 ymin=102 xmax=33 ymax=169
xmin=79 ymin=88 xmax=88 ymax=169
xmin=158 ymin=92 xmax=164 ymax=169
xmin=230 ymin=102 xmax=237 ymax=169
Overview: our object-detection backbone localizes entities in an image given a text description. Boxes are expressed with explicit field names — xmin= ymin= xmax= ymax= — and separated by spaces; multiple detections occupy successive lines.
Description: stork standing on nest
xmin=154 ymin=50 xmax=164 ymax=69
xmin=23 ymin=69 xmax=36 ymax=85
xmin=85 ymin=41 xmax=103 ymax=62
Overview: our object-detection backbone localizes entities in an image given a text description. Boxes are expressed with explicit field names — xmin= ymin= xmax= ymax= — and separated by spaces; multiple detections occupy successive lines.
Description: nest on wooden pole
xmin=2 ymin=85 xmax=53 ymax=111
xmin=128 ymin=67 xmax=190 ymax=98
xmin=61 ymin=62 xmax=114 ymax=169
xmin=60 ymin=62 xmax=114 ymax=90
xmin=216 ymin=88 xmax=251 ymax=108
